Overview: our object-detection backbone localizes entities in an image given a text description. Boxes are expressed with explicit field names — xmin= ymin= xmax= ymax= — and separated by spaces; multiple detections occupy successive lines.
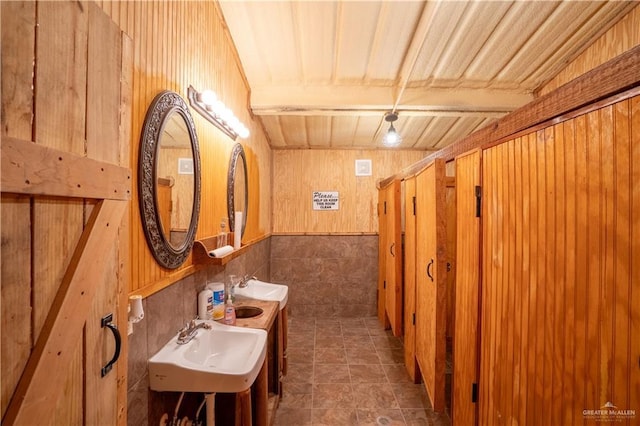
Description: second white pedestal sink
xmin=234 ymin=279 xmax=288 ymax=309
xmin=148 ymin=320 xmax=267 ymax=393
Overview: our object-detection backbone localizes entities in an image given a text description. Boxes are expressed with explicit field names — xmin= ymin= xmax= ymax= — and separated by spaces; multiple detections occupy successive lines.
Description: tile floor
xmin=274 ymin=317 xmax=452 ymax=426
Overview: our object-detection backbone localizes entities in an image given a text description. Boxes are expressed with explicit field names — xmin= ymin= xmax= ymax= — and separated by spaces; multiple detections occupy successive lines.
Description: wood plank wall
xmin=272 ymin=149 xmax=425 ymax=233
xmin=95 ymin=1 xmax=273 ymax=295
xmin=479 ymin=96 xmax=640 ymax=425
xmin=539 ymin=4 xmax=640 ymax=96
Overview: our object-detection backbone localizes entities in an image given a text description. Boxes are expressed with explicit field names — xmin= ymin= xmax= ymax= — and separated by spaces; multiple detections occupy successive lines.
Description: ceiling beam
xmin=251 ymin=85 xmax=532 ymax=116
xmin=392 ymin=1 xmax=436 ymax=111
xmin=253 ymin=108 xmax=507 ymax=118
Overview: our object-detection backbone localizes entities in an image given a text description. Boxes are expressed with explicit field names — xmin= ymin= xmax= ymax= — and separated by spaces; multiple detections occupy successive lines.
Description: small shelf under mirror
xmin=193 ymin=233 xmax=250 ymax=265
xmin=193 ymin=234 xmax=269 ymax=265
xmin=193 ymin=234 xmax=242 ymax=265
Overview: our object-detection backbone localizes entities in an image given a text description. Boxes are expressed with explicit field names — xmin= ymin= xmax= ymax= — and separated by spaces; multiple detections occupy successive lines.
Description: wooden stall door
xmin=478 ymin=95 xmax=640 ymax=425
xmin=377 ymin=180 xmax=402 ymax=335
xmin=452 ymin=150 xmax=482 ymax=426
xmin=385 ymin=180 xmax=403 ymax=337
xmin=403 ymin=177 xmax=421 ymax=383
xmin=415 ymin=159 xmax=447 ymax=412
xmin=377 ymin=188 xmax=388 ymax=327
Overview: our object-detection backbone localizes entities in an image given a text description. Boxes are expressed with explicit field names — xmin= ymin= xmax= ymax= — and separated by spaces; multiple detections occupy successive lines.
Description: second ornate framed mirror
xmin=227 ymin=143 xmax=248 ymax=239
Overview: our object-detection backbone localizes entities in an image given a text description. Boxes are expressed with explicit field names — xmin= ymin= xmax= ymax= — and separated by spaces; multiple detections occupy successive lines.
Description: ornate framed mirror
xmin=138 ymin=90 xmax=201 ymax=269
xmin=227 ymin=143 xmax=248 ymax=239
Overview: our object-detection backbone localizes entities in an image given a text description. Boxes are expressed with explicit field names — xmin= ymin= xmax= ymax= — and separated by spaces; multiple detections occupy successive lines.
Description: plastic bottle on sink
xmin=197 ymin=287 xmax=213 ymax=320
xmin=209 ymin=282 xmax=225 ymax=320
xmin=224 ymin=292 xmax=236 ymax=325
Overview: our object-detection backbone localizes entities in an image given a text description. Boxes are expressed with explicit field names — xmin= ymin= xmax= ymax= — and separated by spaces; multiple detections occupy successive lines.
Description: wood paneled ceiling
xmin=218 ymin=0 xmax=636 ymax=150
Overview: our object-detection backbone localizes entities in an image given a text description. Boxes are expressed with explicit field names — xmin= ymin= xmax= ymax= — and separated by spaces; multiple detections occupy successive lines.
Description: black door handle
xmin=390 ymin=243 xmax=395 ymax=257
xmin=426 ymin=258 xmax=434 ymax=282
xmin=101 ymin=313 xmax=121 ymax=377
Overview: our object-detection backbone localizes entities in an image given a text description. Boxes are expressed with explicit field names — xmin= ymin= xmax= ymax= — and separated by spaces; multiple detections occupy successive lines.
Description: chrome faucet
xmin=238 ymin=275 xmax=257 ymax=288
xmin=177 ymin=320 xmax=212 ymax=345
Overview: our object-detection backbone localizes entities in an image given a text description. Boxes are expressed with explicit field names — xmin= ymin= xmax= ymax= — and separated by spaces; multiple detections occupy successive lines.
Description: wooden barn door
xmin=1 ymin=2 xmax=131 ymax=425
xmin=415 ymin=159 xmax=447 ymax=412
xmin=452 ymin=149 xmax=482 ymax=426
xmin=478 ymin=95 xmax=640 ymax=425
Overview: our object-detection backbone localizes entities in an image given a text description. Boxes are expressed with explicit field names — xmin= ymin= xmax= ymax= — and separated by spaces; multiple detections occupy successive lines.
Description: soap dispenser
xmin=223 ymin=292 xmax=236 ymax=325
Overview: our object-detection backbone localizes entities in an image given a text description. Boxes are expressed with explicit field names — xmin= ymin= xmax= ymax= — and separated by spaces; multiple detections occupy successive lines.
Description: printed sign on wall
xmin=312 ymin=191 xmax=339 ymax=210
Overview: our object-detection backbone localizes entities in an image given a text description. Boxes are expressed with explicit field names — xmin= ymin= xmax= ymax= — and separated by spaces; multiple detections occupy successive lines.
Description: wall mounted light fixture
xmin=187 ymin=85 xmax=250 ymax=140
xmin=382 ymin=112 xmax=402 ymax=147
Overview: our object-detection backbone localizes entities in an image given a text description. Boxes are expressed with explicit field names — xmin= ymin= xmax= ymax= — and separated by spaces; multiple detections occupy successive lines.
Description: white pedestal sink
xmin=149 ymin=320 xmax=267 ymax=426
xmin=149 ymin=320 xmax=267 ymax=393
xmin=234 ymin=278 xmax=288 ymax=309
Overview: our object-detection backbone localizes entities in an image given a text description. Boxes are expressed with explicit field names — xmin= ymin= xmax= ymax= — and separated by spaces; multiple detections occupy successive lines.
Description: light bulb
xmin=228 ymin=116 xmax=241 ymax=132
xmin=198 ymin=90 xmax=217 ymax=106
xmin=238 ymin=125 xmax=250 ymax=139
xmin=211 ymin=100 xmax=225 ymax=117
xmin=220 ymin=108 xmax=234 ymax=123
xmin=382 ymin=125 xmax=402 ymax=147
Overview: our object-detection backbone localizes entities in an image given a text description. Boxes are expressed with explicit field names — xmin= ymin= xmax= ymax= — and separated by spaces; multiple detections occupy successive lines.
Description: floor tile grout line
xmin=280 ymin=317 xmax=450 ymax=425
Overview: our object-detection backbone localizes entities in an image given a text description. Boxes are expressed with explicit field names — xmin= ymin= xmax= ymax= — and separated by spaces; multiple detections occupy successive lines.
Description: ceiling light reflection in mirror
xmin=187 ymin=85 xmax=250 ymax=141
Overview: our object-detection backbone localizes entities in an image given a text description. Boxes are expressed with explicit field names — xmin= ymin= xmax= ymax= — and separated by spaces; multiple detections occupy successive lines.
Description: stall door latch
xmin=475 ymin=186 xmax=482 ymax=217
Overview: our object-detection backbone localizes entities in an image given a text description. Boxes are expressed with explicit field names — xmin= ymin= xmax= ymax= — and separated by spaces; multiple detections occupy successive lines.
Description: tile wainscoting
xmin=271 ymin=235 xmax=378 ymax=318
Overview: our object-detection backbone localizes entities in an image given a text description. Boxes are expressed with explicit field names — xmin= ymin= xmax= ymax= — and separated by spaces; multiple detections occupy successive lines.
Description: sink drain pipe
xmin=170 ymin=392 xmax=185 ymax=426
xmin=194 ymin=396 xmax=206 ymax=426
